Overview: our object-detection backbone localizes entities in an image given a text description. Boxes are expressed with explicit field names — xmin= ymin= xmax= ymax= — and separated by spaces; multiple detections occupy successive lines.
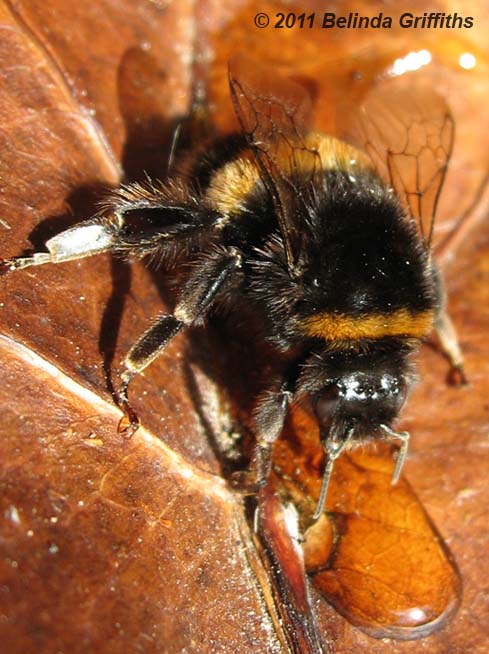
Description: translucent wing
xmin=228 ymin=56 xmax=321 ymax=276
xmin=352 ymin=82 xmax=454 ymax=247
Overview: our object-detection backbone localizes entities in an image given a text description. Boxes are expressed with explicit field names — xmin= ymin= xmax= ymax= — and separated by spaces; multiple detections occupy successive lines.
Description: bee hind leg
xmin=0 ymin=220 xmax=115 ymax=274
xmin=434 ymin=309 xmax=467 ymax=385
xmin=0 ymin=179 xmax=211 ymax=275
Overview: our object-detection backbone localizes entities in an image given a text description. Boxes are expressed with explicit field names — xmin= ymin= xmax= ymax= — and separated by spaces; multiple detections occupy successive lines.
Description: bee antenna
xmin=313 ymin=427 xmax=355 ymax=521
xmin=167 ymin=123 xmax=182 ymax=176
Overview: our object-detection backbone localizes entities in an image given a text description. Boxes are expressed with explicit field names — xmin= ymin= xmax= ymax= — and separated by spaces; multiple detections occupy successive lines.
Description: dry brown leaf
xmin=0 ymin=1 xmax=488 ymax=653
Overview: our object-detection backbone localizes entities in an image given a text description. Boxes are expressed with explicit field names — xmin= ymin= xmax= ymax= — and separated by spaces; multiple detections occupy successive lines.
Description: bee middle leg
xmin=118 ymin=246 xmax=243 ymax=436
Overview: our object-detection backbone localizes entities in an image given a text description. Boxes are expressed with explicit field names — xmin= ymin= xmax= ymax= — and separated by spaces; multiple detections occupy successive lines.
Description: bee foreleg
xmin=250 ymin=389 xmax=291 ymax=489
xmin=118 ymin=246 xmax=243 ymax=437
xmin=231 ymin=361 xmax=304 ymax=494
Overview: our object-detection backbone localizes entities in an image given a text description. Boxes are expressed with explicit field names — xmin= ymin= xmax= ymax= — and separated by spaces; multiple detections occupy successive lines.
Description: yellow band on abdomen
xmin=302 ymin=308 xmax=434 ymax=341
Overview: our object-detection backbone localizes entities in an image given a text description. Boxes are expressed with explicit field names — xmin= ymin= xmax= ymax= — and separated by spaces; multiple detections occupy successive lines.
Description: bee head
xmin=313 ymin=369 xmax=408 ymax=442
xmin=304 ymin=346 xmax=413 ymax=521
xmin=299 ymin=339 xmax=413 ymax=446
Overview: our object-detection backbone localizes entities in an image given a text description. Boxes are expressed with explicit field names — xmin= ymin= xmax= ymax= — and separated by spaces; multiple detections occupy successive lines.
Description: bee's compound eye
xmin=314 ymin=387 xmax=340 ymax=426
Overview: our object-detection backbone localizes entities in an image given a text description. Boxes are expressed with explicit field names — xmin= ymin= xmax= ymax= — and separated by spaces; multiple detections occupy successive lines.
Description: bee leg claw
xmin=0 ymin=260 xmax=12 ymax=276
xmin=117 ymin=370 xmax=140 ymax=438
xmin=118 ymin=412 xmax=140 ymax=439
xmin=447 ymin=363 xmax=469 ymax=387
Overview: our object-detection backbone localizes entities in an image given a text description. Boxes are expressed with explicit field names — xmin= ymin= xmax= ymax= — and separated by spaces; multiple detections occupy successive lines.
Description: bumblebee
xmin=1 ymin=58 xmax=464 ymax=516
